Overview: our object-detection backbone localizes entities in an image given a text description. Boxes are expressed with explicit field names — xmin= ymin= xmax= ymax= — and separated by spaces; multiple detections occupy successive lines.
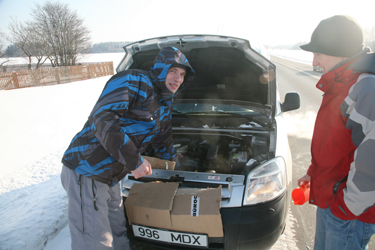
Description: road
xmin=272 ymin=54 xmax=375 ymax=250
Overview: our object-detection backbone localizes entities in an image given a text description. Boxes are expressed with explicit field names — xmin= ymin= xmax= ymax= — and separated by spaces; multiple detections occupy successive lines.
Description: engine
xmin=173 ymin=134 xmax=269 ymax=175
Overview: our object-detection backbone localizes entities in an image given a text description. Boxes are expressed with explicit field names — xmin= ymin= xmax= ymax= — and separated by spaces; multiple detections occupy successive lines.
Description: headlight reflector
xmin=243 ymin=157 xmax=286 ymax=205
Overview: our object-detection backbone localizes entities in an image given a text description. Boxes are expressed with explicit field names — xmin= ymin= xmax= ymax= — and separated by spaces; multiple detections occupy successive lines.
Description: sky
xmin=0 ymin=0 xmax=374 ymax=47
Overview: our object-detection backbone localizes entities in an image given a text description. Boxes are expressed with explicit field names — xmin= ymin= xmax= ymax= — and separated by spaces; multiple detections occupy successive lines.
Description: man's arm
xmin=152 ymin=108 xmax=177 ymax=162
xmin=88 ymin=73 xmax=150 ymax=170
xmin=340 ymin=74 xmax=375 ymax=216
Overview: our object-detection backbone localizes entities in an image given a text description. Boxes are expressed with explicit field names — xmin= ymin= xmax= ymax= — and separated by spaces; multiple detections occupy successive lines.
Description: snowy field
xmin=0 ymin=50 xmax=309 ymax=250
xmin=0 ymin=52 xmax=125 ymax=67
xmin=270 ymin=49 xmax=314 ymax=65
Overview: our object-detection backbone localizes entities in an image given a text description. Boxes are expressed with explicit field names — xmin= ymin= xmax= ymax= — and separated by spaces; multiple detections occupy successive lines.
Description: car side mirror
xmin=281 ymin=92 xmax=300 ymax=112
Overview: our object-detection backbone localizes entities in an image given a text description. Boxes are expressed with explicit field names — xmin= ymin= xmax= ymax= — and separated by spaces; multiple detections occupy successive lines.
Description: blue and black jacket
xmin=62 ymin=46 xmax=195 ymax=186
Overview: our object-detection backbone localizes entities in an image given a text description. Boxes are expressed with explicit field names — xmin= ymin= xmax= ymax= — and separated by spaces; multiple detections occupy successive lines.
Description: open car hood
xmin=116 ymin=35 xmax=276 ymax=116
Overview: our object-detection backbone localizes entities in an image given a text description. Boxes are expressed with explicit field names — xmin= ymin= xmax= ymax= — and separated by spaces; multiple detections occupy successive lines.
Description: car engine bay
xmin=169 ymin=132 xmax=270 ymax=175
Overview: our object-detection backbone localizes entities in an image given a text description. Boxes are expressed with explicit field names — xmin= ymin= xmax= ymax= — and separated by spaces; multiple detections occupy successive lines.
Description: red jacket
xmin=308 ymin=51 xmax=375 ymax=223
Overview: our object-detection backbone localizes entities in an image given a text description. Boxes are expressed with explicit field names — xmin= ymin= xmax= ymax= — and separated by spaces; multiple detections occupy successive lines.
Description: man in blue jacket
xmin=61 ymin=46 xmax=195 ymax=249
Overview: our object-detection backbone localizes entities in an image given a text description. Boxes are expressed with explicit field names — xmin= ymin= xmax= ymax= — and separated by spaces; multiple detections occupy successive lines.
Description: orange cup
xmin=292 ymin=183 xmax=310 ymax=205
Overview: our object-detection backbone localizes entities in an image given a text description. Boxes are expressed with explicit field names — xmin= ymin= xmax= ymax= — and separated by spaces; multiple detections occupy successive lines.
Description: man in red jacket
xmin=298 ymin=15 xmax=375 ymax=250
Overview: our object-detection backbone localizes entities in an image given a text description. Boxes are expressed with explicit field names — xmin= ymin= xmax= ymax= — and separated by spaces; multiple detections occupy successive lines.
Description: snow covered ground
xmin=0 ymin=50 xmax=309 ymax=250
xmin=270 ymin=49 xmax=314 ymax=65
xmin=0 ymin=52 xmax=125 ymax=67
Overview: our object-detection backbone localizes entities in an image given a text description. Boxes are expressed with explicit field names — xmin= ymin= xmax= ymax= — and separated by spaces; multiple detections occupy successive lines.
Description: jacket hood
xmin=347 ymin=48 xmax=375 ymax=74
xmin=149 ymin=46 xmax=195 ymax=103
xmin=317 ymin=48 xmax=375 ymax=94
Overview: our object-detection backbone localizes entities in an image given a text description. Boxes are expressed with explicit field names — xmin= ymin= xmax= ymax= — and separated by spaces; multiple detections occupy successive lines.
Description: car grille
xmin=121 ymin=169 xmax=246 ymax=208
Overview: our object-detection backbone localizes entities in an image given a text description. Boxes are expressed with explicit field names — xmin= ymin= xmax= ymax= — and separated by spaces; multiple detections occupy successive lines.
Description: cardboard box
xmin=125 ymin=182 xmax=223 ymax=237
xmin=143 ymin=156 xmax=176 ymax=170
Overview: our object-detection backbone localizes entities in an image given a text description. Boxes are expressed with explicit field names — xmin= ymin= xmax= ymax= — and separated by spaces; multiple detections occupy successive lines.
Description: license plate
xmin=132 ymin=224 xmax=208 ymax=248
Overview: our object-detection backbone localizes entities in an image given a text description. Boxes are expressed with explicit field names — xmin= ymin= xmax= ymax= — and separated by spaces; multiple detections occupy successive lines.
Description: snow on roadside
xmin=0 ymin=52 xmax=125 ymax=66
xmin=0 ymin=150 xmax=67 ymax=250
xmin=271 ymin=209 xmax=298 ymax=250
xmin=0 ymin=53 xmax=122 ymax=250
xmin=0 ymin=76 xmax=111 ymax=250
xmin=270 ymin=49 xmax=313 ymax=65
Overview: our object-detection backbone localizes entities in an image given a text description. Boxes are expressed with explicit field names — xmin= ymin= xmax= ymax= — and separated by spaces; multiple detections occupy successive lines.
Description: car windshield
xmin=172 ymin=103 xmax=258 ymax=115
xmin=171 ymin=102 xmax=270 ymax=129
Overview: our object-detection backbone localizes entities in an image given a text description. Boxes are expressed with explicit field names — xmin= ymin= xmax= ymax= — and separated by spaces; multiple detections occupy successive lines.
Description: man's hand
xmin=131 ymin=159 xmax=152 ymax=179
xmin=298 ymin=174 xmax=311 ymax=186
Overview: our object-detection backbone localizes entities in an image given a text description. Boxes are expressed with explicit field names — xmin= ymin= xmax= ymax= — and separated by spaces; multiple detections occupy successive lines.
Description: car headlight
xmin=243 ymin=157 xmax=286 ymax=205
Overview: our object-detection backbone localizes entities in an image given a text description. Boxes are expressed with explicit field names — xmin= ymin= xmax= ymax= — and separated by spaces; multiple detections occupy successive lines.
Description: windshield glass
xmin=172 ymin=103 xmax=258 ymax=115
xmin=171 ymin=102 xmax=270 ymax=129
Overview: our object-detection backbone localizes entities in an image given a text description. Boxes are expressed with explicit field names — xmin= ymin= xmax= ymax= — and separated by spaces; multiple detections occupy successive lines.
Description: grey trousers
xmin=61 ymin=166 xmax=129 ymax=250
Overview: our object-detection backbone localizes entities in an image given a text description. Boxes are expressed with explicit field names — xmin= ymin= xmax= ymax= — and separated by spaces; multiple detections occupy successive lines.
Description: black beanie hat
xmin=300 ymin=15 xmax=365 ymax=57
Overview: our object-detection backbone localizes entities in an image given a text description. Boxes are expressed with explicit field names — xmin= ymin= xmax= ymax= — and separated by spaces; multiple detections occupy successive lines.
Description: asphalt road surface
xmin=272 ymin=54 xmax=375 ymax=250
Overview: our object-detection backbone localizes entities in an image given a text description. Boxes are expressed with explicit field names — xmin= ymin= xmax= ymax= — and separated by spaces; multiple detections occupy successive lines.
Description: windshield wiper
xmin=171 ymin=109 xmax=207 ymax=125
xmin=185 ymin=110 xmax=269 ymax=128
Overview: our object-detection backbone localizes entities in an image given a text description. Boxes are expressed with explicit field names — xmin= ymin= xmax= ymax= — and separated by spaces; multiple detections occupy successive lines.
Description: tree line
xmin=3 ymin=41 xmax=132 ymax=58
xmin=90 ymin=42 xmax=132 ymax=53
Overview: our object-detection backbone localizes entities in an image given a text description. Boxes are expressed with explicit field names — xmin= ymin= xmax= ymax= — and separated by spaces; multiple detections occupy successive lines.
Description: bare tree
xmin=26 ymin=22 xmax=50 ymax=69
xmin=8 ymin=19 xmax=50 ymax=70
xmin=7 ymin=18 xmax=35 ymax=69
xmin=0 ymin=30 xmax=9 ymax=67
xmin=30 ymin=1 xmax=91 ymax=67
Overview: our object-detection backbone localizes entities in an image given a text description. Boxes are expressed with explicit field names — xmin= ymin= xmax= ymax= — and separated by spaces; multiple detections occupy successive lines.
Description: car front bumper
xmin=124 ymin=190 xmax=289 ymax=250
xmin=222 ymin=192 xmax=288 ymax=250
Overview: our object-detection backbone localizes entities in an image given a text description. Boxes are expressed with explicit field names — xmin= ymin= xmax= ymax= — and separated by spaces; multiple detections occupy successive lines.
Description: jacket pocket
xmin=332 ymin=175 xmax=348 ymax=194
xmin=78 ymin=175 xmax=85 ymax=233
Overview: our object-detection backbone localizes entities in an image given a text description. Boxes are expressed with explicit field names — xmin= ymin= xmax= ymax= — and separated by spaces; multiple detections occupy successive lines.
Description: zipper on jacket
xmin=92 ymin=180 xmax=99 ymax=211
xmin=333 ymin=175 xmax=348 ymax=194
xmin=78 ymin=175 xmax=85 ymax=233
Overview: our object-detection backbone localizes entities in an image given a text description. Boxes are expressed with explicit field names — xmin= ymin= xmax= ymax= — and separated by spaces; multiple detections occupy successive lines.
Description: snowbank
xmin=0 ymin=77 xmax=111 ymax=250
xmin=0 ymin=52 xmax=124 ymax=68
xmin=0 ymin=53 xmax=123 ymax=250
xmin=269 ymin=49 xmax=313 ymax=65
